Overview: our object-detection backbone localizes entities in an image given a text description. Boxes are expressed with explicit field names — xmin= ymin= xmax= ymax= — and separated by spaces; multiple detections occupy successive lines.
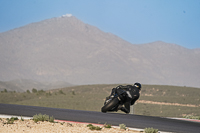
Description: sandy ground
xmin=0 ymin=118 xmax=141 ymax=133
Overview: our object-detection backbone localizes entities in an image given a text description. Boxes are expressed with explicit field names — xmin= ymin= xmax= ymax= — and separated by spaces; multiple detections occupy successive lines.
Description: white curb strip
xmin=0 ymin=114 xmax=32 ymax=120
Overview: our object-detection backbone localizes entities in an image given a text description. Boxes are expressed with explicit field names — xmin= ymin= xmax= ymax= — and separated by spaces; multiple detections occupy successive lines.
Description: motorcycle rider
xmin=105 ymin=82 xmax=141 ymax=114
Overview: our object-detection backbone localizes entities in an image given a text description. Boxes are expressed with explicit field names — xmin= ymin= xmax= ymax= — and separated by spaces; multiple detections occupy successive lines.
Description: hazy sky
xmin=0 ymin=0 xmax=200 ymax=49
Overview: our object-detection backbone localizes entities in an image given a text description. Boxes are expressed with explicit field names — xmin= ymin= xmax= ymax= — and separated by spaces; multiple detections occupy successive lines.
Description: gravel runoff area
xmin=0 ymin=115 xmax=143 ymax=133
xmin=3 ymin=115 xmax=196 ymax=133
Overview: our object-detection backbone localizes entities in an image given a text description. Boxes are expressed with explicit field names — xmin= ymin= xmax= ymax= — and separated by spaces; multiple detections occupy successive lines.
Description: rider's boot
xmin=120 ymin=107 xmax=130 ymax=114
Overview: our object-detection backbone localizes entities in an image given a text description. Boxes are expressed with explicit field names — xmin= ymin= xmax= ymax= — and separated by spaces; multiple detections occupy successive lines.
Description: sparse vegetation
xmin=21 ymin=116 xmax=24 ymax=121
xmin=87 ymin=124 xmax=102 ymax=130
xmin=183 ymin=115 xmax=200 ymax=120
xmin=60 ymin=122 xmax=65 ymax=125
xmin=37 ymin=90 xmax=45 ymax=95
xmin=5 ymin=117 xmax=19 ymax=124
xmin=72 ymin=90 xmax=75 ymax=95
xmin=59 ymin=90 xmax=65 ymax=95
xmin=33 ymin=113 xmax=54 ymax=123
xmin=67 ymin=123 xmax=72 ymax=127
xmin=119 ymin=124 xmax=126 ymax=130
xmin=49 ymin=115 xmax=55 ymax=123
xmin=32 ymin=88 xmax=37 ymax=93
xmin=45 ymin=92 xmax=52 ymax=97
xmin=1 ymin=89 xmax=8 ymax=93
xmin=144 ymin=127 xmax=158 ymax=133
xmin=104 ymin=123 xmax=112 ymax=128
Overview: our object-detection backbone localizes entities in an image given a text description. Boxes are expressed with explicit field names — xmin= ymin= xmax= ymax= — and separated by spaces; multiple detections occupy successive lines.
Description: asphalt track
xmin=0 ymin=103 xmax=200 ymax=133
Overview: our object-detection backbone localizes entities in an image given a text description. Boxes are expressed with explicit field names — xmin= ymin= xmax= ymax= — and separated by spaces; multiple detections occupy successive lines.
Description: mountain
xmin=0 ymin=79 xmax=72 ymax=92
xmin=0 ymin=15 xmax=200 ymax=89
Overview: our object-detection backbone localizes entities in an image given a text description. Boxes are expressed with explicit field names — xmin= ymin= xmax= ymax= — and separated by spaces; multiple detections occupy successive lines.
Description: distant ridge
xmin=0 ymin=79 xmax=72 ymax=92
xmin=0 ymin=16 xmax=200 ymax=90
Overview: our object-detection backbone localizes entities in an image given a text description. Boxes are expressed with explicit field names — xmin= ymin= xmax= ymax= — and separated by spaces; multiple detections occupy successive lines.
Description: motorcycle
xmin=101 ymin=89 xmax=127 ymax=113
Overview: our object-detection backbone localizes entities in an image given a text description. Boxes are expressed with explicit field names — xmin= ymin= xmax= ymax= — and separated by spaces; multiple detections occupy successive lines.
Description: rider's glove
xmin=116 ymin=85 xmax=121 ymax=89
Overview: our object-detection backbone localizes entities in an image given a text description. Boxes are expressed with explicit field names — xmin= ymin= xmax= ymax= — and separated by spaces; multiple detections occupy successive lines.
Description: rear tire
xmin=101 ymin=97 xmax=119 ymax=113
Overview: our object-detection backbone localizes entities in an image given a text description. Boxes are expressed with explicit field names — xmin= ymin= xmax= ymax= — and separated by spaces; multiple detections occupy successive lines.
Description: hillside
xmin=0 ymin=79 xmax=72 ymax=92
xmin=0 ymin=15 xmax=200 ymax=89
xmin=0 ymin=84 xmax=199 ymax=117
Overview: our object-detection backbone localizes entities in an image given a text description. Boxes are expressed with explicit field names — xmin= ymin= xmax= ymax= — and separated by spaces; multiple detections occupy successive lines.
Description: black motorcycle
xmin=101 ymin=89 xmax=127 ymax=113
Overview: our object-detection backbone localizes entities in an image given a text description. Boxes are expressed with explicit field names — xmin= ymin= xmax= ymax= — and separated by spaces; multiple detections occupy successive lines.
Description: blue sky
xmin=0 ymin=0 xmax=200 ymax=49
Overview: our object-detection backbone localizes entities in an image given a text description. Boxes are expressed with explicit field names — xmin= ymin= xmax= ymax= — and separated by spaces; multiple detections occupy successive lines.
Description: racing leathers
xmin=106 ymin=85 xmax=140 ymax=114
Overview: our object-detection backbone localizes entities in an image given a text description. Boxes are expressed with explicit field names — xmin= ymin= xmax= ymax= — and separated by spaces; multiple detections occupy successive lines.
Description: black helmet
xmin=134 ymin=82 xmax=141 ymax=89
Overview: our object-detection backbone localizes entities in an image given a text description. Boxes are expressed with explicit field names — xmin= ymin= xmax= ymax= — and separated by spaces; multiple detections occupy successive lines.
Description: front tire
xmin=101 ymin=97 xmax=119 ymax=113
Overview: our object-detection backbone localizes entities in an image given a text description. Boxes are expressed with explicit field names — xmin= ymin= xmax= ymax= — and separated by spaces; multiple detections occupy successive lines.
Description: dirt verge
xmin=0 ymin=118 xmax=141 ymax=133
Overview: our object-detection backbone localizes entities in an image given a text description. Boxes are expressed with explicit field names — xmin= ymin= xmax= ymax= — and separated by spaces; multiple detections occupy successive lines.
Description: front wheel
xmin=101 ymin=97 xmax=119 ymax=113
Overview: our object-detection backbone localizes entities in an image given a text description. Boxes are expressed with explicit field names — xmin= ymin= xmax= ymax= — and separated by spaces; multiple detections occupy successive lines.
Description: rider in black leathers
xmin=105 ymin=82 xmax=141 ymax=114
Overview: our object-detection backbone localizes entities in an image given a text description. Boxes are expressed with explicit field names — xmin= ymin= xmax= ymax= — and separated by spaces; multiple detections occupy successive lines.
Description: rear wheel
xmin=101 ymin=97 xmax=119 ymax=113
